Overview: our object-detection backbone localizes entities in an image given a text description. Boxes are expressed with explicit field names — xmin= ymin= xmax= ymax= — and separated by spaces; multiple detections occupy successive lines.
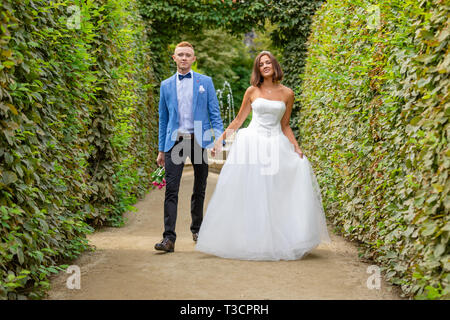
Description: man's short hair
xmin=175 ymin=41 xmax=194 ymax=52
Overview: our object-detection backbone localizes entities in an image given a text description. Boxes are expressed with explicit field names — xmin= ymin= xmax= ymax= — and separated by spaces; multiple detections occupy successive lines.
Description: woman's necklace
xmin=263 ymin=84 xmax=279 ymax=94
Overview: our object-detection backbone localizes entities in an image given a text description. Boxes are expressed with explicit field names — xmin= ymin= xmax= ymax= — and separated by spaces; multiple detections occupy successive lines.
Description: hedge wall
xmin=299 ymin=0 xmax=449 ymax=299
xmin=0 ymin=0 xmax=157 ymax=299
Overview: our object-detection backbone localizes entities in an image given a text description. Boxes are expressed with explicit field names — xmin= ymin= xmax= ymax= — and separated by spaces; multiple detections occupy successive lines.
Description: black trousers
xmin=163 ymin=135 xmax=208 ymax=242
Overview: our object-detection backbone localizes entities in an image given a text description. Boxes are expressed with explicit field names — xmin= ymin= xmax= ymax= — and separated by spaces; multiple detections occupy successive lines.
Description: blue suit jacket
xmin=158 ymin=71 xmax=225 ymax=152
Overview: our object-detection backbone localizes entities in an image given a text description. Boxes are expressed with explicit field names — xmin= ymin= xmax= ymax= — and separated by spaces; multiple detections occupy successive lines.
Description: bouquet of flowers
xmin=151 ymin=166 xmax=166 ymax=189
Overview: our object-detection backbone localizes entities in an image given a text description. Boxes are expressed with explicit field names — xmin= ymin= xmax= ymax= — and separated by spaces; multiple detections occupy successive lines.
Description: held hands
xmin=211 ymin=140 xmax=223 ymax=158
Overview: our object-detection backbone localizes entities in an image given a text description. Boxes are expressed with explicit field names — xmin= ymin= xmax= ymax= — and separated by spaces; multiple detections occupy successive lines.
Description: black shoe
xmin=192 ymin=232 xmax=199 ymax=242
xmin=154 ymin=238 xmax=175 ymax=252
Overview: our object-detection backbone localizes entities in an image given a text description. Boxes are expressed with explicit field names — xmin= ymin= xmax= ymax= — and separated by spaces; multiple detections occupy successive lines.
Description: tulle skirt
xmin=195 ymin=127 xmax=331 ymax=261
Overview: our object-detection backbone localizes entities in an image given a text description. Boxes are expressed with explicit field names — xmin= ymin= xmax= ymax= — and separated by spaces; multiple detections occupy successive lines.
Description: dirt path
xmin=47 ymin=167 xmax=402 ymax=300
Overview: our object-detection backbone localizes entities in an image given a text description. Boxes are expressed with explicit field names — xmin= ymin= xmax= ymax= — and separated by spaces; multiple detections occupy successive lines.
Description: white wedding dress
xmin=195 ymin=97 xmax=331 ymax=261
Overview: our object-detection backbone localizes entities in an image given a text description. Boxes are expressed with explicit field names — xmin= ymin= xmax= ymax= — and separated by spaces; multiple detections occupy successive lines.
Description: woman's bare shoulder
xmin=246 ymin=85 xmax=258 ymax=94
xmin=280 ymin=85 xmax=294 ymax=97
xmin=245 ymin=86 xmax=259 ymax=101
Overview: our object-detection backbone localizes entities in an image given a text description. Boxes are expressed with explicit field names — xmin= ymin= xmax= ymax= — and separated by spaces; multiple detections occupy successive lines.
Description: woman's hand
xmin=211 ymin=140 xmax=223 ymax=158
xmin=294 ymin=147 xmax=304 ymax=158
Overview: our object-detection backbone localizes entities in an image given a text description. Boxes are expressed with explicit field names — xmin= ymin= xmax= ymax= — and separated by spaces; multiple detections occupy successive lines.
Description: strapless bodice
xmin=247 ymin=97 xmax=286 ymax=136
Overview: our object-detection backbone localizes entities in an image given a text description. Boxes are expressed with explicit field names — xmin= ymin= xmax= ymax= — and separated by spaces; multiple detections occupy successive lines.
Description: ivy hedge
xmin=0 ymin=0 xmax=157 ymax=299
xmin=298 ymin=0 xmax=449 ymax=299
xmin=2 ymin=0 xmax=446 ymax=300
xmin=260 ymin=0 xmax=324 ymax=138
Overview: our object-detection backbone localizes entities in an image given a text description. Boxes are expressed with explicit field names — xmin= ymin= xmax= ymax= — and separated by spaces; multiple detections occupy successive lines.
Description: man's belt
xmin=177 ymin=132 xmax=194 ymax=140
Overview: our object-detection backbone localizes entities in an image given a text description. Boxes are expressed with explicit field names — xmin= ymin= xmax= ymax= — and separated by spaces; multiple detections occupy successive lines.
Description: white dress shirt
xmin=176 ymin=70 xmax=194 ymax=134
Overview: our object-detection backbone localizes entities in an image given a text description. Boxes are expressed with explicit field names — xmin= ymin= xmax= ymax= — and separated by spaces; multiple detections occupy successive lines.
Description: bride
xmin=195 ymin=51 xmax=331 ymax=261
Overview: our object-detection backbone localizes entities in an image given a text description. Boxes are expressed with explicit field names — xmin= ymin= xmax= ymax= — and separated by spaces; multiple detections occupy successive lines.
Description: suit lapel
xmin=192 ymin=71 xmax=199 ymax=113
xmin=170 ymin=74 xmax=178 ymax=117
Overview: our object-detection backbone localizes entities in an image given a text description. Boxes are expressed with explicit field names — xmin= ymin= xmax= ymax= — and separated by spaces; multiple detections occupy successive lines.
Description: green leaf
xmin=1 ymin=171 xmax=18 ymax=185
xmin=2 ymin=60 xmax=15 ymax=68
xmin=17 ymin=249 xmax=24 ymax=265
xmin=434 ymin=243 xmax=445 ymax=258
xmin=409 ymin=116 xmax=421 ymax=126
xmin=421 ymin=222 xmax=437 ymax=237
xmin=431 ymin=183 xmax=443 ymax=193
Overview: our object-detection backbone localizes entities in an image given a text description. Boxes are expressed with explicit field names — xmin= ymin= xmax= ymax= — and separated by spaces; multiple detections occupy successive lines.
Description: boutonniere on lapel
xmin=199 ymin=85 xmax=205 ymax=93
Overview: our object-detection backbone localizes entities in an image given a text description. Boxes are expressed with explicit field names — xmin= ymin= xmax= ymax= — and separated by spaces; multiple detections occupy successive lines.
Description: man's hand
xmin=157 ymin=151 xmax=165 ymax=167
xmin=211 ymin=141 xmax=223 ymax=158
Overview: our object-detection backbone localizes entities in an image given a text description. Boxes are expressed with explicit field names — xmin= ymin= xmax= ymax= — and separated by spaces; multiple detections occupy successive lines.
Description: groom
xmin=155 ymin=41 xmax=224 ymax=252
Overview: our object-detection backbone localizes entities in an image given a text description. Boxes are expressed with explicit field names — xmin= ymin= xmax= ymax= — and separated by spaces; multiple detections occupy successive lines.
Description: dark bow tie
xmin=178 ymin=72 xmax=192 ymax=81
